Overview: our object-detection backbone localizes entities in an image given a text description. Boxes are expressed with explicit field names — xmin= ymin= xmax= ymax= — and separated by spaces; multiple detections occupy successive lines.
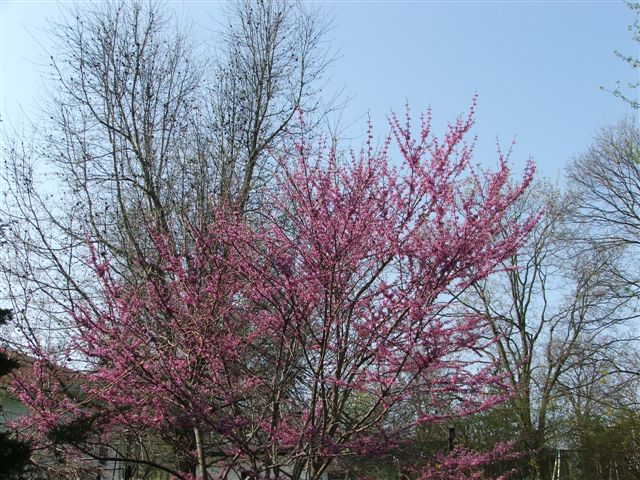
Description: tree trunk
xmin=194 ymin=427 xmax=207 ymax=480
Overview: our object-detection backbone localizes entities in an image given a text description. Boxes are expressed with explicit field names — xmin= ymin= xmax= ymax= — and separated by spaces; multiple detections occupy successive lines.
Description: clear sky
xmin=1 ymin=1 xmax=637 ymax=183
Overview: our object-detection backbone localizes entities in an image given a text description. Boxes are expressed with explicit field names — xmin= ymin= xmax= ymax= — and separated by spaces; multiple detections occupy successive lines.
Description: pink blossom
xmin=11 ymin=105 xmax=535 ymax=479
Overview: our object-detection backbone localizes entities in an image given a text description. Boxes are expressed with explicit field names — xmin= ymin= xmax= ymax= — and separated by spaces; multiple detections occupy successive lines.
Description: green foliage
xmin=573 ymin=410 xmax=640 ymax=480
xmin=0 ymin=352 xmax=19 ymax=378
xmin=46 ymin=415 xmax=97 ymax=445
xmin=0 ymin=309 xmax=33 ymax=479
xmin=0 ymin=433 xmax=32 ymax=480
xmin=454 ymin=404 xmax=519 ymax=450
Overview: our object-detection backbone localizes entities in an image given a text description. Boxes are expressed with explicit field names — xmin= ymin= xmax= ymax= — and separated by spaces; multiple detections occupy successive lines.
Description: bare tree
xmin=567 ymin=117 xmax=640 ymax=299
xmin=461 ymin=180 xmax=637 ymax=480
xmin=0 ymin=0 xmax=331 ymax=347
xmin=557 ymin=118 xmax=640 ymax=479
xmin=210 ymin=0 xmax=331 ymax=212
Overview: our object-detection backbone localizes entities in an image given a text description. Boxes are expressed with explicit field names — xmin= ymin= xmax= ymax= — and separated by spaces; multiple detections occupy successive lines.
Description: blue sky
xmin=1 ymin=1 xmax=637 ymax=182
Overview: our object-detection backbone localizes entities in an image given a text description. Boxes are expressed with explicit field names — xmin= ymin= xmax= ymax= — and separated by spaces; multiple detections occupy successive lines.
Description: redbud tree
xmin=11 ymin=106 xmax=535 ymax=479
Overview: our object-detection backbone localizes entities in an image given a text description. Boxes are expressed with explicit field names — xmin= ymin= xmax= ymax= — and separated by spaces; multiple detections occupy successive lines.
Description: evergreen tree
xmin=0 ymin=309 xmax=31 ymax=479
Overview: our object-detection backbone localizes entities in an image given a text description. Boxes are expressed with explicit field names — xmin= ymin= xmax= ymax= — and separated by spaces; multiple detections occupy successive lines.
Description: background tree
xmin=0 ymin=0 xmax=331 ymax=351
xmin=567 ymin=117 xmax=640 ymax=301
xmin=461 ymin=180 xmax=637 ymax=480
xmin=564 ymin=117 xmax=640 ymax=454
xmin=565 ymin=117 xmax=640 ymax=394
xmin=557 ymin=116 xmax=640 ymax=480
xmin=210 ymin=0 xmax=331 ymax=212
